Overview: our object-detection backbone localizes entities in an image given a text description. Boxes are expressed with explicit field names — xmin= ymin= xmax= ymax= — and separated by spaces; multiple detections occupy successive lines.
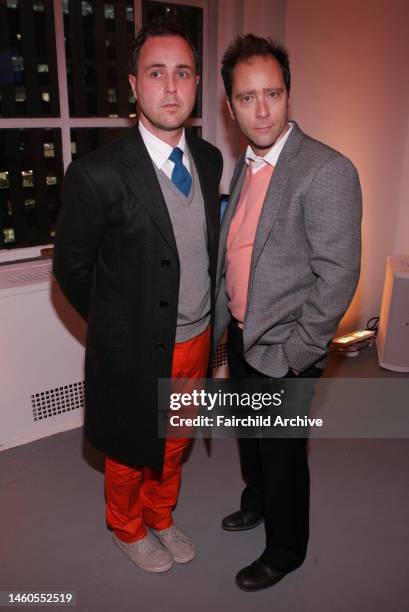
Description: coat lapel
xmin=216 ymin=156 xmax=247 ymax=288
xmin=121 ymin=126 xmax=178 ymax=256
xmin=185 ymin=132 xmax=218 ymax=254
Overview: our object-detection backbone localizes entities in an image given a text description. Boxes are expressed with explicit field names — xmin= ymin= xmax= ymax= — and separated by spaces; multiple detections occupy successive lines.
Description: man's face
xmin=227 ymin=55 xmax=289 ymax=156
xmin=129 ymin=35 xmax=199 ymax=140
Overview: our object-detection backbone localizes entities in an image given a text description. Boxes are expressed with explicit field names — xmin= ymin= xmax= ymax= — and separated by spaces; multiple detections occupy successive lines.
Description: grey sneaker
xmin=112 ymin=531 xmax=173 ymax=573
xmin=151 ymin=525 xmax=195 ymax=563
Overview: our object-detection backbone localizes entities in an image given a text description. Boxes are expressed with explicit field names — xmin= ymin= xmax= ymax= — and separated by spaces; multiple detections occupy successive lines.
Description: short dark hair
xmin=128 ymin=22 xmax=199 ymax=76
xmin=221 ymin=34 xmax=291 ymax=99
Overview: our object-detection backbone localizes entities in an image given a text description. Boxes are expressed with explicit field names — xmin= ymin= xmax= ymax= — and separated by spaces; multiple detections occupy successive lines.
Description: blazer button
xmin=156 ymin=342 xmax=165 ymax=349
xmin=160 ymin=300 xmax=168 ymax=308
xmin=161 ymin=258 xmax=171 ymax=267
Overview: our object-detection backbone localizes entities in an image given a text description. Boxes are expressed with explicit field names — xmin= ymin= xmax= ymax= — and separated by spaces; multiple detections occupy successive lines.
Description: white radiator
xmin=0 ymin=258 xmax=86 ymax=451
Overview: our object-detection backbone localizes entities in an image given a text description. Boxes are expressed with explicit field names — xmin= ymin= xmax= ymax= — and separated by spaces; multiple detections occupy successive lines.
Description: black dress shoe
xmin=221 ymin=509 xmax=263 ymax=531
xmin=236 ymin=560 xmax=286 ymax=591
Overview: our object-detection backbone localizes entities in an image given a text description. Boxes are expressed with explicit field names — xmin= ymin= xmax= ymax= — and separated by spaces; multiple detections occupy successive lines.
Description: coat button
xmin=161 ymin=258 xmax=171 ymax=267
xmin=160 ymin=300 xmax=168 ymax=308
xmin=156 ymin=342 xmax=165 ymax=349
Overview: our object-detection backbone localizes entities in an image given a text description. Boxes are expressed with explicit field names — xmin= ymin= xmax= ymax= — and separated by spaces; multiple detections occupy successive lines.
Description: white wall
xmin=243 ymin=0 xmax=286 ymax=40
xmin=394 ymin=114 xmax=409 ymax=254
xmin=213 ymin=0 xmax=244 ymax=191
xmin=285 ymin=0 xmax=409 ymax=330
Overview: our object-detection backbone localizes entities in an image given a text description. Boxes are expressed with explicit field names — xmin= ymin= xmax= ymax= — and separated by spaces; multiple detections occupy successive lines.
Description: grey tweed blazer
xmin=214 ymin=122 xmax=362 ymax=376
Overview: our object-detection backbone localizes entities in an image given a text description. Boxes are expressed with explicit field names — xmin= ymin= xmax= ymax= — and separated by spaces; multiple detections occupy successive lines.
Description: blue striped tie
xmin=169 ymin=147 xmax=192 ymax=197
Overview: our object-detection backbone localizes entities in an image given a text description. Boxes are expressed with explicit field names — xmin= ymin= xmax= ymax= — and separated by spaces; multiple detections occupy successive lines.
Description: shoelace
xmin=138 ymin=533 xmax=162 ymax=552
xmin=159 ymin=527 xmax=188 ymax=543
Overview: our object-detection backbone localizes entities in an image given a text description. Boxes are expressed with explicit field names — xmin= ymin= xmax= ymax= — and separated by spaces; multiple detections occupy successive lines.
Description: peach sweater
xmin=225 ymin=162 xmax=274 ymax=327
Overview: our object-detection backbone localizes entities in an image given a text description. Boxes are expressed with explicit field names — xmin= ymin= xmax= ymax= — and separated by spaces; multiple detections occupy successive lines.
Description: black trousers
xmin=227 ymin=319 xmax=322 ymax=573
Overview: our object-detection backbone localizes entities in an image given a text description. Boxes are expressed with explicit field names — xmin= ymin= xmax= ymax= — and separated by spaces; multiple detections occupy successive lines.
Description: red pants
xmin=105 ymin=325 xmax=210 ymax=543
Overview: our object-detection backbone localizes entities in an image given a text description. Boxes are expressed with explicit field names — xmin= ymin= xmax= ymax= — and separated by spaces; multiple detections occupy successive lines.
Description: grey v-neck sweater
xmin=155 ymin=156 xmax=210 ymax=343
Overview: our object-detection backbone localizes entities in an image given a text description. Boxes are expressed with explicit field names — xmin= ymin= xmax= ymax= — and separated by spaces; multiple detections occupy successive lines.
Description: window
xmin=0 ymin=128 xmax=63 ymax=248
xmin=0 ymin=0 xmax=60 ymax=117
xmin=64 ymin=0 xmax=135 ymax=118
xmin=0 ymin=0 xmax=208 ymax=254
xmin=70 ymin=127 xmax=129 ymax=160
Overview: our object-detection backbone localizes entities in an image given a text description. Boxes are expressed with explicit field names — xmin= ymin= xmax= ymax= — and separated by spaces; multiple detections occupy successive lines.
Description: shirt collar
xmin=139 ymin=120 xmax=186 ymax=170
xmin=245 ymin=122 xmax=294 ymax=170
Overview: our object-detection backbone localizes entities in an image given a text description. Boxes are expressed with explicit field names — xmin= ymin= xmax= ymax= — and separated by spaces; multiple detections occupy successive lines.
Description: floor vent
xmin=9 ymin=270 xmax=53 ymax=284
xmin=213 ymin=342 xmax=228 ymax=369
xmin=32 ymin=381 xmax=85 ymax=422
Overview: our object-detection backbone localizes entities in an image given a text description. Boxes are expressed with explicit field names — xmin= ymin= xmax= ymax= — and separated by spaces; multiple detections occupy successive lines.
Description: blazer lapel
xmin=121 ymin=126 xmax=178 ymax=256
xmin=249 ymin=124 xmax=305 ymax=276
xmin=216 ymin=156 xmax=247 ymax=288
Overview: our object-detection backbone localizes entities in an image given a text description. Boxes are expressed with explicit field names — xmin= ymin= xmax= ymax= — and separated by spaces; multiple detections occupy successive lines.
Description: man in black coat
xmin=53 ymin=23 xmax=222 ymax=574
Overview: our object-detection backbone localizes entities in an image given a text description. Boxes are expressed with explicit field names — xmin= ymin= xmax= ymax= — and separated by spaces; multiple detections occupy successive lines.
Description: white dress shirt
xmin=245 ymin=122 xmax=294 ymax=173
xmin=138 ymin=120 xmax=191 ymax=180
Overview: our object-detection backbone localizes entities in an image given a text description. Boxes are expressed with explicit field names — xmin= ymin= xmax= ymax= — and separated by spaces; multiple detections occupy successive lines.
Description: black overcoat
xmin=53 ymin=126 xmax=223 ymax=469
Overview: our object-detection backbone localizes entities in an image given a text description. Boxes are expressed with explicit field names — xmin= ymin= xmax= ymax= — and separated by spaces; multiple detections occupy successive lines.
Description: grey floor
xmin=1 ymin=348 xmax=409 ymax=612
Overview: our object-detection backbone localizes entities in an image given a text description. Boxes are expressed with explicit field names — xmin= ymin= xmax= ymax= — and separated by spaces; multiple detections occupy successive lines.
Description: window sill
xmin=0 ymin=244 xmax=53 ymax=265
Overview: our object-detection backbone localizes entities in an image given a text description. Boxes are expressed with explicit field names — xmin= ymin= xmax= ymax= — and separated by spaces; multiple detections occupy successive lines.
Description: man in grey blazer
xmin=215 ymin=34 xmax=362 ymax=591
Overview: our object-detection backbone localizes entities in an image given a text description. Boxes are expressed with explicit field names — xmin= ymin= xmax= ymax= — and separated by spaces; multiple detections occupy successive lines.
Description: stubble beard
xmin=139 ymin=104 xmax=193 ymax=134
